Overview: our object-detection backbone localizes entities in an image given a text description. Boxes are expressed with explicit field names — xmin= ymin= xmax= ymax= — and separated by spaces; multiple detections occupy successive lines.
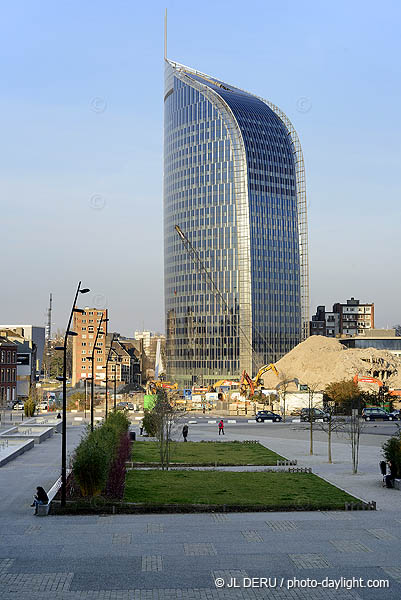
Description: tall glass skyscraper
xmin=164 ymin=59 xmax=309 ymax=387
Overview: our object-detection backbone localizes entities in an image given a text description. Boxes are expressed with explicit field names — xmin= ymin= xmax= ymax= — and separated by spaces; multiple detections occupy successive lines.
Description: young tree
xmin=152 ymin=389 xmax=185 ymax=470
xmin=348 ymin=398 xmax=365 ymax=474
xmin=315 ymin=403 xmax=346 ymax=463
xmin=324 ymin=379 xmax=360 ymax=414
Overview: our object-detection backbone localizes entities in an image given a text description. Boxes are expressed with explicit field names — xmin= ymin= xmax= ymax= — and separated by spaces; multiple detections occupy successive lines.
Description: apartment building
xmin=71 ymin=308 xmax=108 ymax=386
xmin=0 ymin=337 xmax=17 ymax=407
xmin=310 ymin=298 xmax=374 ymax=338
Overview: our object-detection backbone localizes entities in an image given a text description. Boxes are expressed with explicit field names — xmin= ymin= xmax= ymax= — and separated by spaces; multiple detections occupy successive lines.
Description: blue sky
xmin=1 ymin=0 xmax=400 ymax=334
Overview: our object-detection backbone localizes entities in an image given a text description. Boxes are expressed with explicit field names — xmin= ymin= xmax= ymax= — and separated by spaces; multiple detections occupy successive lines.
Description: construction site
xmin=190 ymin=335 xmax=401 ymax=416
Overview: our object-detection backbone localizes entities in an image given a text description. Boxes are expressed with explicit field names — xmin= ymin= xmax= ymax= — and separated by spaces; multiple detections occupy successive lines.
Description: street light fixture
xmin=90 ymin=316 xmax=109 ymax=431
xmin=57 ymin=281 xmax=90 ymax=507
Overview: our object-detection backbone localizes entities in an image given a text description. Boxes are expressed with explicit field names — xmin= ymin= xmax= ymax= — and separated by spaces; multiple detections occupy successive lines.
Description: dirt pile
xmin=262 ymin=336 xmax=401 ymax=391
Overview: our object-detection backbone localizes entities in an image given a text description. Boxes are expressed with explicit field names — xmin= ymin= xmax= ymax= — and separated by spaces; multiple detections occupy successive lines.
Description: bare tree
xmin=304 ymin=382 xmax=322 ymax=456
xmin=348 ymin=398 xmax=366 ymax=474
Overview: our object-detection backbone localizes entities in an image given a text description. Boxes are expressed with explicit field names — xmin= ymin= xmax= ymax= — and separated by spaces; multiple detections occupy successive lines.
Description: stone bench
xmin=36 ymin=475 xmax=65 ymax=516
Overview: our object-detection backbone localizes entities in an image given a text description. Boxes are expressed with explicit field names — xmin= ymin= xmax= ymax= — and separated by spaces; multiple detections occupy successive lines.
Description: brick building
xmin=71 ymin=308 xmax=108 ymax=386
xmin=0 ymin=337 xmax=17 ymax=407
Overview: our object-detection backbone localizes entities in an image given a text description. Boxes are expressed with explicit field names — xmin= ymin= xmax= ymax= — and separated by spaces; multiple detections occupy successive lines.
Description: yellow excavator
xmin=240 ymin=363 xmax=279 ymax=397
xmin=146 ymin=380 xmax=178 ymax=395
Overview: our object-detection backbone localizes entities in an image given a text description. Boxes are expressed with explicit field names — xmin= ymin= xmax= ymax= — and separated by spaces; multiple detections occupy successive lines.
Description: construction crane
xmin=174 ymin=225 xmax=274 ymax=375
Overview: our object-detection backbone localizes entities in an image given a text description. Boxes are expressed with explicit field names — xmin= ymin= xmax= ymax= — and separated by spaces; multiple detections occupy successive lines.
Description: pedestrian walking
xmin=139 ymin=419 xmax=144 ymax=436
xmin=218 ymin=419 xmax=225 ymax=435
xmin=182 ymin=424 xmax=188 ymax=442
xmin=30 ymin=486 xmax=49 ymax=515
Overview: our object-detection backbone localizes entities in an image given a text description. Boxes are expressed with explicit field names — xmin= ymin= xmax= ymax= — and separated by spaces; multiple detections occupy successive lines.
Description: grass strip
xmin=132 ymin=441 xmax=284 ymax=466
xmin=124 ymin=470 xmax=358 ymax=509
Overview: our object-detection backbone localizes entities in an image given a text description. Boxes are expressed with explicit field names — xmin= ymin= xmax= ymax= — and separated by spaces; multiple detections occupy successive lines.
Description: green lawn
xmin=132 ymin=441 xmax=284 ymax=466
xmin=124 ymin=470 xmax=358 ymax=509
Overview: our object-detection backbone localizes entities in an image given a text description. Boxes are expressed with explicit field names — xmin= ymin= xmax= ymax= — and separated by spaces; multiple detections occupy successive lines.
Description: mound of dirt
xmin=262 ymin=336 xmax=401 ymax=391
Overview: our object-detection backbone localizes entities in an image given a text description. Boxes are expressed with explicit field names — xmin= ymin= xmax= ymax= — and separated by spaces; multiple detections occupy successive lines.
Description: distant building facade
xmin=341 ymin=329 xmax=401 ymax=359
xmin=0 ymin=325 xmax=45 ymax=376
xmin=134 ymin=331 xmax=165 ymax=380
xmin=310 ymin=298 xmax=374 ymax=338
xmin=0 ymin=337 xmax=17 ymax=407
xmin=0 ymin=328 xmax=37 ymax=399
xmin=72 ymin=308 xmax=108 ymax=386
xmin=310 ymin=306 xmax=340 ymax=337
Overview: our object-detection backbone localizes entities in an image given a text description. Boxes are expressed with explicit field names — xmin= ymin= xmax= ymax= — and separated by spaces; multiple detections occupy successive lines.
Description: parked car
xmin=13 ymin=401 xmax=25 ymax=411
xmin=38 ymin=402 xmax=48 ymax=411
xmin=300 ymin=408 xmax=329 ymax=422
xmin=116 ymin=401 xmax=134 ymax=411
xmin=389 ymin=409 xmax=401 ymax=420
xmin=255 ymin=410 xmax=282 ymax=423
xmin=362 ymin=407 xmax=394 ymax=421
xmin=116 ymin=402 xmax=129 ymax=410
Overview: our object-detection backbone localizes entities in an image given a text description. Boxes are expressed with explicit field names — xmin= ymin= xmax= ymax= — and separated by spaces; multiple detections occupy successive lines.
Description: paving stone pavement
xmin=1 ymin=423 xmax=401 ymax=599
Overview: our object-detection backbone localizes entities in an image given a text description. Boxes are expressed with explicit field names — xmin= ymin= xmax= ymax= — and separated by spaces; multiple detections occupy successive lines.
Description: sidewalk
xmin=0 ymin=425 xmax=83 ymax=515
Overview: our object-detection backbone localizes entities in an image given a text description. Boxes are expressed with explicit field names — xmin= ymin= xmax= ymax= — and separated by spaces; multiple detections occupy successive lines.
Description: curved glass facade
xmin=164 ymin=59 xmax=307 ymax=387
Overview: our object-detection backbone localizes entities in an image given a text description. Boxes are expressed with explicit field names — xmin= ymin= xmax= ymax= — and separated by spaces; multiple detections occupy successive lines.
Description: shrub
xmin=72 ymin=410 xmax=130 ymax=497
xmin=382 ymin=429 xmax=401 ymax=478
xmin=142 ymin=410 xmax=159 ymax=437
xmin=24 ymin=398 xmax=36 ymax=417
xmin=73 ymin=430 xmax=110 ymax=496
xmin=105 ymin=433 xmax=131 ymax=499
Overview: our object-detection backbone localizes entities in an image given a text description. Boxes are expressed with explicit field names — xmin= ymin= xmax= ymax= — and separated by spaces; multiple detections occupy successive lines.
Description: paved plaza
xmin=1 ymin=420 xmax=401 ymax=599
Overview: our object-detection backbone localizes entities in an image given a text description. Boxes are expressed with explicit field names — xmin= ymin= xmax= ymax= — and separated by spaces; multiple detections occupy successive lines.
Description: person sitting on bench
xmin=385 ymin=461 xmax=397 ymax=488
xmin=31 ymin=486 xmax=49 ymax=514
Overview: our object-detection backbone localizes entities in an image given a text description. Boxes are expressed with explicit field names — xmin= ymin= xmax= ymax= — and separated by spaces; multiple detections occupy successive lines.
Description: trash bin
xmin=129 ymin=431 xmax=136 ymax=441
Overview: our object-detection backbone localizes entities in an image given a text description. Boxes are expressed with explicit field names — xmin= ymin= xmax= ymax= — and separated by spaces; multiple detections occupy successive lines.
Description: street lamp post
xmin=110 ymin=350 xmax=122 ymax=411
xmin=84 ymin=377 xmax=91 ymax=419
xmin=103 ymin=333 xmax=118 ymax=418
xmin=89 ymin=315 xmax=109 ymax=431
xmin=55 ymin=281 xmax=89 ymax=507
xmin=113 ymin=365 xmax=117 ymax=409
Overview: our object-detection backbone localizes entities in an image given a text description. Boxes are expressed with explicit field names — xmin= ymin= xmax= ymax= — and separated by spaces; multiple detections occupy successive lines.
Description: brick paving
xmin=265 ymin=520 xmax=297 ymax=532
xmin=289 ymin=554 xmax=331 ymax=569
xmin=1 ymin=423 xmax=401 ymax=599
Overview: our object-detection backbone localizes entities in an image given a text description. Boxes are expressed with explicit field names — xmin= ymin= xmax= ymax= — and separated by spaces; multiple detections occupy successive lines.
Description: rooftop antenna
xmin=164 ymin=8 xmax=167 ymax=60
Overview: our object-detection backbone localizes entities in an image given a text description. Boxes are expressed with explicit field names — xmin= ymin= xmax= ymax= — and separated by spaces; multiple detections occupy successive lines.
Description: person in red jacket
xmin=218 ymin=419 xmax=225 ymax=435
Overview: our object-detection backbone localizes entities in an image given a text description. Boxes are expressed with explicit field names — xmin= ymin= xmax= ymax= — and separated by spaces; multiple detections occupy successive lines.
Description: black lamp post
xmin=89 ymin=315 xmax=109 ymax=431
xmin=55 ymin=281 xmax=90 ymax=507
xmin=103 ymin=333 xmax=118 ymax=417
xmin=84 ymin=377 xmax=92 ymax=419
xmin=110 ymin=349 xmax=122 ymax=410
xmin=112 ymin=365 xmax=117 ymax=410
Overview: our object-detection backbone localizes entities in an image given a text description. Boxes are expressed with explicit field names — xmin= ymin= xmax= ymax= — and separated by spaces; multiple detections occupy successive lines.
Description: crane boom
xmin=174 ymin=224 xmax=274 ymax=372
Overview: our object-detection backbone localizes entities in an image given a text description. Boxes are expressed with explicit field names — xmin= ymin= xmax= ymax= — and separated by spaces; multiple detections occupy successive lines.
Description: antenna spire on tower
xmin=164 ymin=8 xmax=167 ymax=60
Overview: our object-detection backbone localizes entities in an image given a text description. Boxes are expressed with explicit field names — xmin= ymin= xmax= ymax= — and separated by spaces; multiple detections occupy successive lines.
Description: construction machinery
xmin=240 ymin=363 xmax=279 ymax=397
xmin=353 ymin=374 xmax=401 ymax=407
xmin=146 ymin=380 xmax=178 ymax=395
